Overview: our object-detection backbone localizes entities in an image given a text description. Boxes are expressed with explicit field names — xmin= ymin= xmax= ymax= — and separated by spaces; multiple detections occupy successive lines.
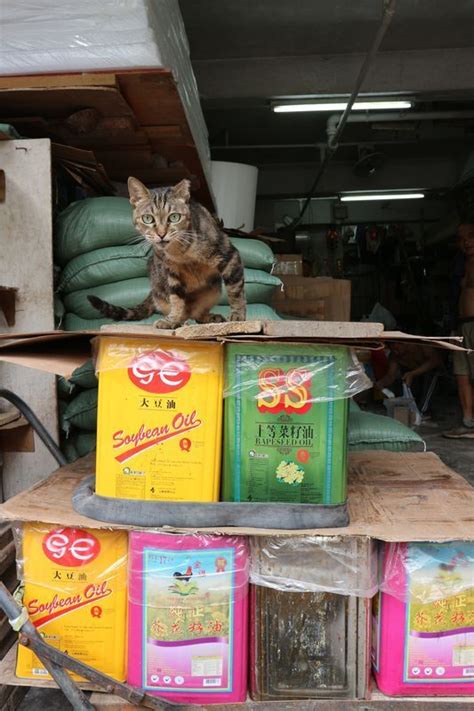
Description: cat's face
xmin=128 ymin=177 xmax=192 ymax=249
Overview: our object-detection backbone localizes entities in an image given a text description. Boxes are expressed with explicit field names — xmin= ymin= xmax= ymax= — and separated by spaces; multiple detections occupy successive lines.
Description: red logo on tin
xmin=42 ymin=528 xmax=101 ymax=567
xmin=128 ymin=349 xmax=191 ymax=394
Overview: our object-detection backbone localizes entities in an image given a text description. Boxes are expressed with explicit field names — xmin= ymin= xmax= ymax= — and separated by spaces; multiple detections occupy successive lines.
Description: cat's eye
xmin=168 ymin=213 xmax=181 ymax=223
xmin=142 ymin=214 xmax=155 ymax=225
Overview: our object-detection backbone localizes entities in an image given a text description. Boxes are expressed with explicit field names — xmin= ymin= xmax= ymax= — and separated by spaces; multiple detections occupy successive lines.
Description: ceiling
xmin=179 ymin=0 xmax=474 ymax=197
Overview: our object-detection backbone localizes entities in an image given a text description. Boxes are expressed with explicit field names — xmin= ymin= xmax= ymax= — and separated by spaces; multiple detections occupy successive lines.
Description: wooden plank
xmin=0 ymin=452 xmax=473 ymax=543
xmin=0 ymin=73 xmax=118 ymax=90
xmin=0 ymin=86 xmax=133 ymax=120
xmin=0 ymin=417 xmax=35 ymax=453
xmin=0 ymin=287 xmax=17 ymax=326
xmin=89 ymin=690 xmax=474 ymax=710
xmin=0 ymin=685 xmax=28 ymax=711
xmin=0 ymin=541 xmax=15 ymax=577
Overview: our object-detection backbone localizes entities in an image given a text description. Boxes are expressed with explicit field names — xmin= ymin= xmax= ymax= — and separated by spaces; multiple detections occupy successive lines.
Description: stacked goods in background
xmin=15 ymin=524 xmax=128 ymax=681
xmin=250 ymin=536 xmax=376 ymax=700
xmin=54 ymin=197 xmax=283 ymax=460
xmin=55 ymin=197 xmax=282 ymax=331
xmin=128 ymin=532 xmax=249 ymax=702
xmin=373 ymin=541 xmax=474 ymax=696
xmin=0 ymin=0 xmax=212 ymax=186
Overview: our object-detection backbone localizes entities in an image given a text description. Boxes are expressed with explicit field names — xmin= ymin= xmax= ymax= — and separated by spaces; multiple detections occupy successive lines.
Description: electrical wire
xmin=289 ymin=0 xmax=398 ymax=229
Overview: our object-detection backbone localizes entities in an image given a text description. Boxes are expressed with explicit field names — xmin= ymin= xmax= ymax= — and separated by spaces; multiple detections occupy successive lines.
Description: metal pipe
xmin=291 ymin=0 xmax=398 ymax=228
xmin=327 ymin=0 xmax=398 ymax=150
xmin=211 ymin=139 xmax=418 ymax=149
xmin=327 ymin=110 xmax=474 ymax=142
xmin=0 ymin=583 xmax=94 ymax=711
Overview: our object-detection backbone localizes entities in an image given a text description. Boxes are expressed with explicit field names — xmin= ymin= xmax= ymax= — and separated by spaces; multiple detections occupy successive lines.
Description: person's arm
xmin=402 ymin=347 xmax=443 ymax=387
xmin=376 ymin=359 xmax=399 ymax=390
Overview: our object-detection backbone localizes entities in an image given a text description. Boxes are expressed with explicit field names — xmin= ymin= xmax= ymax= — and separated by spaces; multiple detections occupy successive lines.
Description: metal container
xmin=250 ymin=535 xmax=373 ymax=700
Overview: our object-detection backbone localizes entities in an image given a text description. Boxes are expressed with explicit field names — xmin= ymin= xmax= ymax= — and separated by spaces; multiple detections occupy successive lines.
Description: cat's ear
xmin=173 ymin=179 xmax=191 ymax=202
xmin=128 ymin=176 xmax=150 ymax=206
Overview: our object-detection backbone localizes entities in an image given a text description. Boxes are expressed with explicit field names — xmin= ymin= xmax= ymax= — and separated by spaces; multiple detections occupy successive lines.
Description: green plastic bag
xmin=65 ymin=269 xmax=281 ymax=319
xmin=62 ymin=390 xmax=98 ymax=433
xmin=348 ymin=410 xmax=425 ymax=452
xmin=58 ymin=243 xmax=151 ymax=294
xmin=69 ymin=360 xmax=98 ymax=389
xmin=63 ymin=303 xmax=282 ymax=331
xmin=55 ymin=197 xmax=139 ymax=265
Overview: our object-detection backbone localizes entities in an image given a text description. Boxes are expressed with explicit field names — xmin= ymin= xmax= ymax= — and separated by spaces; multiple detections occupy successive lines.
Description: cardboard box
xmin=1 ymin=451 xmax=473 ymax=542
xmin=273 ymin=277 xmax=351 ymax=321
xmin=272 ymin=254 xmax=303 ymax=276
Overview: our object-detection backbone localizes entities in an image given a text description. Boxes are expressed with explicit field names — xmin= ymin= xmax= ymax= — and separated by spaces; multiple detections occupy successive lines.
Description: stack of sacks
xmin=57 ymin=361 xmax=98 ymax=463
xmin=55 ymin=197 xmax=283 ymax=330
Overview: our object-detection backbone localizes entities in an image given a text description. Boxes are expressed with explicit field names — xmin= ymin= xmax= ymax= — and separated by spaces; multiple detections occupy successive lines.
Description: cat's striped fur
xmin=87 ymin=177 xmax=246 ymax=328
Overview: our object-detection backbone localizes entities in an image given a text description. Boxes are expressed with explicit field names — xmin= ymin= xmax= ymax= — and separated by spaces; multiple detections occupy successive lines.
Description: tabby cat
xmin=88 ymin=177 xmax=246 ymax=328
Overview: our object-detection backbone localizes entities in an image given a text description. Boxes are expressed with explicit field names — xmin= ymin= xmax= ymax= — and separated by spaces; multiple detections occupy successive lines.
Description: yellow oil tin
xmin=95 ymin=337 xmax=223 ymax=501
xmin=16 ymin=523 xmax=128 ymax=681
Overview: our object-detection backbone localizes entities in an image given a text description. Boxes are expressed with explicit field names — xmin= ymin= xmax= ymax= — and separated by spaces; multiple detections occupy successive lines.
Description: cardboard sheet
xmin=0 ymin=452 xmax=472 ymax=542
xmin=0 ymin=325 xmax=465 ymax=378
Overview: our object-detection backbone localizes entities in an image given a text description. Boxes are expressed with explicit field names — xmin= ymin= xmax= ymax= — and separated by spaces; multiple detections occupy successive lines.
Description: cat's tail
xmin=87 ymin=293 xmax=155 ymax=321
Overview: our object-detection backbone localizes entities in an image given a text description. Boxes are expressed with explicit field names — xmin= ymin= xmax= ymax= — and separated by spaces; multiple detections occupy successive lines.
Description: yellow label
xmin=95 ymin=337 xmax=223 ymax=501
xmin=16 ymin=524 xmax=128 ymax=681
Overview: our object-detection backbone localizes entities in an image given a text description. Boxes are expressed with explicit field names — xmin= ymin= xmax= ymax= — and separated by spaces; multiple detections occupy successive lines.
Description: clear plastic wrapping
xmin=250 ymin=535 xmax=377 ymax=598
xmin=13 ymin=523 xmax=128 ymax=681
xmin=127 ymin=531 xmax=249 ymax=702
xmin=379 ymin=541 xmax=474 ymax=604
xmin=224 ymin=344 xmax=371 ymax=402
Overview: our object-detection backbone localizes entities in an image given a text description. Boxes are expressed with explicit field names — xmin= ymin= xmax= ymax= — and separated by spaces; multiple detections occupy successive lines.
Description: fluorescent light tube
xmin=273 ymin=100 xmax=413 ymax=113
xmin=340 ymin=192 xmax=425 ymax=202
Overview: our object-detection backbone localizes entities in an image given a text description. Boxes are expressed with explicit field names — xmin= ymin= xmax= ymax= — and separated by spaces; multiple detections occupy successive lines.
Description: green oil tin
xmin=223 ymin=343 xmax=351 ymax=505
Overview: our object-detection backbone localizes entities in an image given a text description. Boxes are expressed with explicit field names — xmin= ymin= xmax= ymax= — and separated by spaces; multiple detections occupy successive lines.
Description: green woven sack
xmin=63 ymin=303 xmax=282 ymax=331
xmin=64 ymin=278 xmax=150 ymax=319
xmin=64 ymin=269 xmax=282 ymax=319
xmin=56 ymin=196 xmax=275 ymax=269
xmin=219 ymin=269 xmax=281 ymax=305
xmin=62 ymin=390 xmax=98 ymax=433
xmin=75 ymin=431 xmax=97 ymax=457
xmin=61 ymin=437 xmax=79 ymax=464
xmin=58 ymin=243 xmax=151 ymax=294
xmin=55 ymin=197 xmax=139 ymax=266
xmin=69 ymin=360 xmax=98 ymax=389
xmin=348 ymin=410 xmax=425 ymax=452
xmin=229 ymin=237 xmax=275 ymax=272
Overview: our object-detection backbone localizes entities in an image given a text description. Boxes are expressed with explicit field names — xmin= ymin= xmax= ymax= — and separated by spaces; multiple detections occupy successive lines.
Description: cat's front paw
xmin=154 ymin=318 xmax=174 ymax=330
xmin=229 ymin=311 xmax=246 ymax=322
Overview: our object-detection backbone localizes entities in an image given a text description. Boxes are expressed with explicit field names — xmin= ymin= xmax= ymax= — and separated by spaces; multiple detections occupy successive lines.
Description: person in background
xmin=444 ymin=223 xmax=474 ymax=438
xmin=375 ymin=341 xmax=443 ymax=409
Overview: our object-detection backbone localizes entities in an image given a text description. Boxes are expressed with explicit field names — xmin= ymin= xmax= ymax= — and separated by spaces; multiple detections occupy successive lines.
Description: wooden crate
xmin=273 ymin=276 xmax=351 ymax=321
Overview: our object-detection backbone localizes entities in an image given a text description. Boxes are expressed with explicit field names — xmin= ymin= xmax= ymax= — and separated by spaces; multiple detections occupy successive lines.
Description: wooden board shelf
xmin=0 ymin=70 xmax=214 ymax=208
